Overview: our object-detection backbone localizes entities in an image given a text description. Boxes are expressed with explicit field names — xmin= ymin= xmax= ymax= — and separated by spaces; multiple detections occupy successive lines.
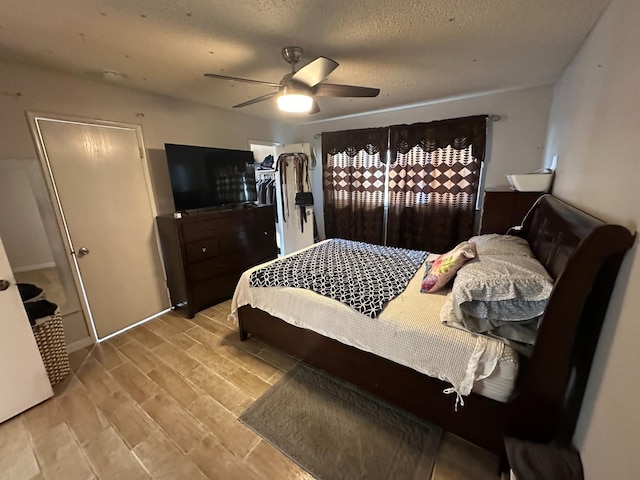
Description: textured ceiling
xmin=0 ymin=0 xmax=609 ymax=122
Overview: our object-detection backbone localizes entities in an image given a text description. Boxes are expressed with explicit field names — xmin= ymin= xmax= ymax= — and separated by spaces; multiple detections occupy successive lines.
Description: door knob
xmin=77 ymin=247 xmax=90 ymax=257
xmin=0 ymin=279 xmax=9 ymax=291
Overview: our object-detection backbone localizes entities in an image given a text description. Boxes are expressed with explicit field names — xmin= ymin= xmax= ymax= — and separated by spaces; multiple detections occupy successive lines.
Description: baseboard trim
xmin=66 ymin=336 xmax=94 ymax=353
xmin=13 ymin=262 xmax=57 ymax=273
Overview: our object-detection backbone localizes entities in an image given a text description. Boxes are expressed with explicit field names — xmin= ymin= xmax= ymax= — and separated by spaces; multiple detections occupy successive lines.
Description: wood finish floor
xmin=1 ymin=301 xmax=501 ymax=479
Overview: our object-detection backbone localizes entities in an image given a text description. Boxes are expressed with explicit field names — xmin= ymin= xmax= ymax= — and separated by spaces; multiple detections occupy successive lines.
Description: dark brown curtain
xmin=322 ymin=128 xmax=388 ymax=244
xmin=386 ymin=115 xmax=486 ymax=252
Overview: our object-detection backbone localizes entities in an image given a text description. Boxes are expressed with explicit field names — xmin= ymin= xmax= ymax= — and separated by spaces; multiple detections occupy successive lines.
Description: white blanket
xmin=230 ymin=241 xmax=507 ymax=402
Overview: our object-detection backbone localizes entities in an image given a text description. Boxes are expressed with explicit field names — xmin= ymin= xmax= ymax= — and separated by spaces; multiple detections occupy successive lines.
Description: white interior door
xmin=0 ymin=236 xmax=52 ymax=423
xmin=32 ymin=117 xmax=169 ymax=339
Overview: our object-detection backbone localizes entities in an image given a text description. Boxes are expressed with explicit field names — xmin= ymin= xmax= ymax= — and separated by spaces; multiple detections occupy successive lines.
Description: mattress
xmin=231 ymin=243 xmax=519 ymax=403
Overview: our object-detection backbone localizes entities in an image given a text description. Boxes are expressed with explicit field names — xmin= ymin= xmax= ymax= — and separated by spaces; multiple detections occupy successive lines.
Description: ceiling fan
xmin=204 ymin=46 xmax=380 ymax=114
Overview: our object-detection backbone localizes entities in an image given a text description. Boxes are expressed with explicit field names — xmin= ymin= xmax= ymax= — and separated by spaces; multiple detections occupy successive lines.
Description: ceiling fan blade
xmin=313 ymin=83 xmax=381 ymax=98
xmin=204 ymin=73 xmax=281 ymax=88
xmin=233 ymin=91 xmax=278 ymax=108
xmin=291 ymin=56 xmax=339 ymax=88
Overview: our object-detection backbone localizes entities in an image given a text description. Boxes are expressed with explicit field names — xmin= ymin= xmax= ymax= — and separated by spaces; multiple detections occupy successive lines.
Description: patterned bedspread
xmin=248 ymin=238 xmax=428 ymax=317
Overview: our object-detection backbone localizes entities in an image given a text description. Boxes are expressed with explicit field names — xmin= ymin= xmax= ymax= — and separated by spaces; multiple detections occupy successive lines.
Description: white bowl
xmin=506 ymin=173 xmax=553 ymax=192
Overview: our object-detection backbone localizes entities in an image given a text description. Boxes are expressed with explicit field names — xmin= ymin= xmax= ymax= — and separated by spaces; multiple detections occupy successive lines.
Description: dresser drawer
xmin=219 ymin=228 xmax=276 ymax=255
xmin=188 ymin=257 xmax=230 ymax=282
xmin=182 ymin=218 xmax=228 ymax=242
xmin=181 ymin=209 xmax=268 ymax=242
xmin=191 ymin=273 xmax=241 ymax=307
xmin=185 ymin=238 xmax=220 ymax=262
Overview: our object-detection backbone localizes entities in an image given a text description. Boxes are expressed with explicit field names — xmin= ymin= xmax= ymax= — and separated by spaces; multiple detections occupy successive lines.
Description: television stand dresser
xmin=156 ymin=205 xmax=277 ymax=318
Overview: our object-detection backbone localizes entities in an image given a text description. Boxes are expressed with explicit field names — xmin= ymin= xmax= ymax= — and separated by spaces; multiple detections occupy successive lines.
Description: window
xmin=323 ymin=116 xmax=487 ymax=251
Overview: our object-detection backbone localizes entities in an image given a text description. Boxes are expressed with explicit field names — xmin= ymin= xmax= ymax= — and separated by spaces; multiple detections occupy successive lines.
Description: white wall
xmin=295 ymin=85 xmax=553 ymax=238
xmin=0 ymin=60 xmax=293 ymax=346
xmin=0 ymin=164 xmax=54 ymax=271
xmin=543 ymin=0 xmax=640 ymax=477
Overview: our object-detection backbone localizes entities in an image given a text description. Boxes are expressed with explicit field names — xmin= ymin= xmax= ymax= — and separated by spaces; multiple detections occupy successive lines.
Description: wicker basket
xmin=32 ymin=312 xmax=70 ymax=386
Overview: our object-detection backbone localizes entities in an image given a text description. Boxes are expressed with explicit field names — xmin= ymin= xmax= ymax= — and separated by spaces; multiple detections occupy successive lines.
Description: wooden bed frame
xmin=237 ymin=195 xmax=634 ymax=455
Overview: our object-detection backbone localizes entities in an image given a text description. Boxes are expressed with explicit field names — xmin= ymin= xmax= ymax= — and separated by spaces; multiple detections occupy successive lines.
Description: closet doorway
xmin=250 ymin=141 xmax=316 ymax=256
xmin=29 ymin=114 xmax=169 ymax=340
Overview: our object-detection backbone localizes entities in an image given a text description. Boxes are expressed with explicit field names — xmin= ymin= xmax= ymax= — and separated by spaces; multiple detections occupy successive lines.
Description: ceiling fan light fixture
xmin=205 ymin=46 xmax=378 ymax=113
xmin=277 ymin=92 xmax=313 ymax=113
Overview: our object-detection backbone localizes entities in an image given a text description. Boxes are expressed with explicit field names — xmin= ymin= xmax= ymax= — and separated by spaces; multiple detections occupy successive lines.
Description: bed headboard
xmin=507 ymin=194 xmax=635 ymax=444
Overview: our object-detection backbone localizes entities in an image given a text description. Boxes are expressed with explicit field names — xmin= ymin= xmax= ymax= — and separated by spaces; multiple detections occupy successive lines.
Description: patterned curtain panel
xmin=387 ymin=116 xmax=486 ymax=252
xmin=390 ymin=115 xmax=487 ymax=161
xmin=322 ymin=128 xmax=388 ymax=158
xmin=322 ymin=128 xmax=388 ymax=244
xmin=322 ymin=150 xmax=386 ymax=244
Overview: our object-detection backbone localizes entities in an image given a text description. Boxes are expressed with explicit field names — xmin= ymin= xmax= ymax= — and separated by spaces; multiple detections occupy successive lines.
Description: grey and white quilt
xmin=248 ymin=238 xmax=428 ymax=317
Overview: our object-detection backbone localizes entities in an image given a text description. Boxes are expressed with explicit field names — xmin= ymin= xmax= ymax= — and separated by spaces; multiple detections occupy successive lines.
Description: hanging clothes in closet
xmin=255 ymin=172 xmax=276 ymax=206
xmin=294 ymin=153 xmax=313 ymax=233
xmin=277 ymin=152 xmax=313 ymax=233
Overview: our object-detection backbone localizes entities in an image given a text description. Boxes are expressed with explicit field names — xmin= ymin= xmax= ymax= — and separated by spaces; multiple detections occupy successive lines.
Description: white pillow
xmin=469 ymin=234 xmax=534 ymax=257
xmin=452 ymin=255 xmax=553 ymax=321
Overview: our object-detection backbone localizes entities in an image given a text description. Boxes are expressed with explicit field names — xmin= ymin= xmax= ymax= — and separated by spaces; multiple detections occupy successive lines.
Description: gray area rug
xmin=240 ymin=363 xmax=442 ymax=480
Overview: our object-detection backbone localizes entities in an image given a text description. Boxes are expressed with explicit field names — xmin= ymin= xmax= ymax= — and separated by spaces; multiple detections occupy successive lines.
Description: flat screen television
xmin=165 ymin=143 xmax=257 ymax=212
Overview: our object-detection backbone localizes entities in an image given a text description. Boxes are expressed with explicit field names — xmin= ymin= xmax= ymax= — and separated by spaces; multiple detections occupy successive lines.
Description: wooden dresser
xmin=156 ymin=205 xmax=277 ymax=318
xmin=480 ymin=188 xmax=544 ymax=234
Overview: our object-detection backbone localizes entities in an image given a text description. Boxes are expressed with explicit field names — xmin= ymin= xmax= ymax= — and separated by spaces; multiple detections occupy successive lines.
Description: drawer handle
xmin=201 ymin=247 xmax=207 ymax=253
xmin=263 ymin=231 xmax=268 ymax=235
